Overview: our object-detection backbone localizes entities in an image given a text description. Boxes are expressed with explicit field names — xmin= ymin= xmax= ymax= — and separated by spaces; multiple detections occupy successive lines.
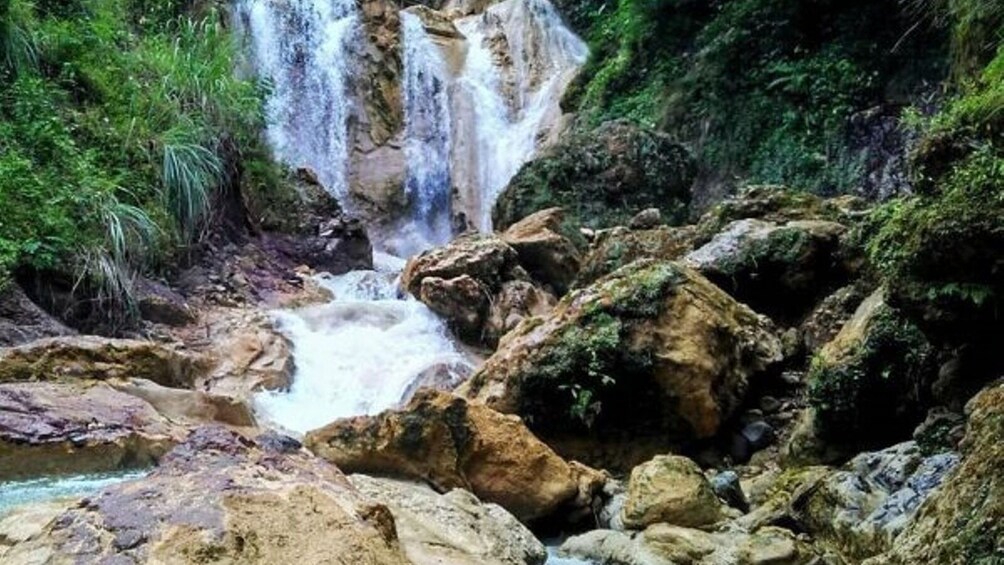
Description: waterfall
xmin=234 ymin=0 xmax=359 ymax=199
xmin=454 ymin=0 xmax=588 ymax=230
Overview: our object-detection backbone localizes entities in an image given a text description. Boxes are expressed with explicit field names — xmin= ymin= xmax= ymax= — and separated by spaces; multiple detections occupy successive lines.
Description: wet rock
xmin=305 ymin=390 xmax=604 ymax=522
xmin=629 ymin=208 xmax=662 ymax=230
xmin=0 ymin=336 xmax=208 ymax=388
xmin=350 ymin=475 xmax=547 ymax=565
xmin=133 ymin=278 xmax=195 ymax=327
xmin=575 ymin=225 xmax=696 ymax=287
xmin=621 ymin=455 xmax=727 ymax=530
xmin=463 ymin=260 xmax=782 ymax=467
xmin=265 ymin=216 xmax=374 ymax=276
xmin=0 ymin=382 xmax=183 ymax=480
xmin=493 ymin=120 xmax=695 ymax=230
xmin=402 ymin=233 xmax=520 ymax=297
xmin=419 ymin=274 xmax=489 ymax=340
xmin=684 ymin=218 xmax=850 ymax=321
xmin=560 ymin=524 xmax=816 ymax=565
xmin=484 ymin=280 xmax=557 ymax=346
xmin=0 ymin=282 xmax=76 ymax=346
xmin=865 ymin=382 xmax=1004 ymax=564
xmin=710 ymin=470 xmax=749 ymax=512
xmin=202 ymin=323 xmax=295 ymax=399
xmin=0 ymin=427 xmax=410 ymax=564
xmin=501 ymin=207 xmax=581 ymax=294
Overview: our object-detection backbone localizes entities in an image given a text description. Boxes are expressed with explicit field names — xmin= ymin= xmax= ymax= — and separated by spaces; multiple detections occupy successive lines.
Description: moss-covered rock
xmin=492 ymin=120 xmax=695 ymax=230
xmin=575 ymin=225 xmax=696 ymax=288
xmin=462 ymin=259 xmax=782 ymax=467
xmin=864 ymin=382 xmax=1004 ymax=564
xmin=802 ymin=290 xmax=936 ymax=455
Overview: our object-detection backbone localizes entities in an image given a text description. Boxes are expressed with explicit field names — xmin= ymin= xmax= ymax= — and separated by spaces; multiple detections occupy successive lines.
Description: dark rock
xmin=742 ymin=421 xmax=775 ymax=451
xmin=0 ymin=282 xmax=76 ymax=346
xmin=263 ymin=216 xmax=373 ymax=276
xmin=760 ymin=396 xmax=782 ymax=414
xmin=629 ymin=208 xmax=662 ymax=230
xmin=710 ymin=470 xmax=749 ymax=512
xmin=133 ymin=278 xmax=195 ymax=327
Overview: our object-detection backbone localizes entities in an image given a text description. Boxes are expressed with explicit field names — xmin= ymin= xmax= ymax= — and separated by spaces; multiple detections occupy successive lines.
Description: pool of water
xmin=0 ymin=469 xmax=148 ymax=516
xmin=546 ymin=543 xmax=595 ymax=564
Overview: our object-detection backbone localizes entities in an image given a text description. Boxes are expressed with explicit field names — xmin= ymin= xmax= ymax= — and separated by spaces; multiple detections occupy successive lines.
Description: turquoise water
xmin=0 ymin=469 xmax=147 ymax=516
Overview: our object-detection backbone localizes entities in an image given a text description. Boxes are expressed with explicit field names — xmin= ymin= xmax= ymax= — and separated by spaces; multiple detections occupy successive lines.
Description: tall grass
xmin=0 ymin=0 xmax=36 ymax=75
xmin=160 ymin=129 xmax=223 ymax=240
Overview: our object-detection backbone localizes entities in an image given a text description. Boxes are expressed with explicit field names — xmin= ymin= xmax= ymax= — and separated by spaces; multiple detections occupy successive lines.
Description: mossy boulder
xmin=462 ymin=259 xmax=782 ymax=466
xmin=576 ymin=225 xmax=696 ymax=288
xmin=492 ymin=120 xmax=695 ymax=230
xmin=685 ymin=218 xmax=852 ymax=322
xmin=861 ymin=382 xmax=1004 ymax=565
xmin=621 ymin=455 xmax=727 ymax=530
xmin=799 ymin=290 xmax=936 ymax=458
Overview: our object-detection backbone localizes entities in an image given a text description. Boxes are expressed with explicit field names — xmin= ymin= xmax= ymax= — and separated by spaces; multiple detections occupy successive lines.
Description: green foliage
xmin=0 ymin=0 xmax=285 ymax=327
xmin=808 ymin=305 xmax=934 ymax=445
xmin=566 ymin=0 xmax=948 ymax=194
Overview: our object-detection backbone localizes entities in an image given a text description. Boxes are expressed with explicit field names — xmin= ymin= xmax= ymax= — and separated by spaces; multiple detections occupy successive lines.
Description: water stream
xmin=0 ymin=470 xmax=148 ymax=517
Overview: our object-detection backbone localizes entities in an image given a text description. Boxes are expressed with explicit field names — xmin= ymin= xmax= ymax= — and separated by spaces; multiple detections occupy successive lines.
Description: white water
xmin=254 ymin=258 xmax=472 ymax=434
xmin=455 ymin=0 xmax=588 ymax=230
xmin=234 ymin=0 xmax=360 ymax=199
xmin=400 ymin=11 xmax=454 ymax=252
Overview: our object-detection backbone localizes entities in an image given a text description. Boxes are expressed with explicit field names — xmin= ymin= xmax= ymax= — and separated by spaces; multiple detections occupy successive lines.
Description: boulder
xmin=484 ymin=280 xmax=557 ymax=347
xmin=798 ymin=290 xmax=936 ymax=458
xmin=265 ymin=216 xmax=374 ymax=276
xmin=419 ymin=275 xmax=489 ymax=341
xmin=0 ymin=381 xmax=183 ymax=480
xmin=0 ymin=282 xmax=75 ymax=346
xmin=402 ymin=233 xmax=520 ymax=297
xmin=305 ymin=390 xmax=604 ymax=522
xmin=629 ymin=208 xmax=662 ymax=230
xmin=493 ymin=120 xmax=695 ymax=230
xmin=559 ymin=524 xmax=816 ymax=565
xmin=133 ymin=277 xmax=195 ymax=326
xmin=0 ymin=427 xmax=410 ymax=564
xmin=202 ymin=322 xmax=295 ymax=399
xmin=621 ymin=455 xmax=727 ymax=530
xmin=463 ymin=259 xmax=782 ymax=467
xmin=350 ymin=475 xmax=547 ymax=565
xmin=576 ymin=225 xmax=696 ymax=288
xmin=0 ymin=336 xmax=208 ymax=388
xmin=799 ymin=284 xmax=871 ymax=354
xmin=865 ymin=382 xmax=1004 ymax=564
xmin=684 ymin=218 xmax=850 ymax=321
xmin=501 ymin=208 xmax=581 ymax=294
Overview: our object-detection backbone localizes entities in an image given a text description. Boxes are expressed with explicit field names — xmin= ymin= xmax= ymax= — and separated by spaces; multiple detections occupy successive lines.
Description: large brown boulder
xmin=621 ymin=455 xmax=727 ymax=530
xmin=0 ymin=427 xmax=410 ymax=564
xmin=463 ymin=259 xmax=782 ymax=467
xmin=401 ymin=233 xmax=521 ymax=297
xmin=501 ymin=208 xmax=582 ymax=294
xmin=305 ymin=390 xmax=604 ymax=522
xmin=0 ymin=336 xmax=208 ymax=388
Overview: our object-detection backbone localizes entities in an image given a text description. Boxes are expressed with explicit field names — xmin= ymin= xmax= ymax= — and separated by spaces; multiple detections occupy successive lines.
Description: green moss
xmin=807 ymin=306 xmax=935 ymax=446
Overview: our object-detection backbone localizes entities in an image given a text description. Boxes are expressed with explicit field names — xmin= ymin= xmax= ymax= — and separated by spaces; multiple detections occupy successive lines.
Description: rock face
xmin=501 ymin=208 xmax=582 ymax=294
xmin=464 ymin=259 xmax=782 ymax=467
xmin=621 ymin=455 xmax=727 ymax=529
xmin=264 ymin=215 xmax=374 ymax=276
xmin=0 ymin=427 xmax=411 ymax=564
xmin=493 ymin=120 xmax=695 ymax=230
xmin=0 ymin=283 xmax=76 ymax=346
xmin=133 ymin=278 xmax=196 ymax=326
xmin=305 ymin=390 xmax=603 ymax=522
xmin=559 ymin=524 xmax=816 ymax=565
xmin=0 ymin=336 xmax=208 ymax=388
xmin=202 ymin=322 xmax=296 ymax=400
xmin=684 ymin=218 xmax=851 ymax=321
xmin=402 ymin=234 xmax=521 ymax=297
xmin=350 ymin=475 xmax=547 ymax=565
xmin=865 ymin=382 xmax=1004 ymax=565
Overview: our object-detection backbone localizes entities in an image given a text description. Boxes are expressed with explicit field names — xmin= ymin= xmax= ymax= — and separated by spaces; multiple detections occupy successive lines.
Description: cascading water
xmin=400 ymin=11 xmax=454 ymax=250
xmin=454 ymin=0 xmax=588 ymax=230
xmin=234 ymin=0 xmax=359 ymax=198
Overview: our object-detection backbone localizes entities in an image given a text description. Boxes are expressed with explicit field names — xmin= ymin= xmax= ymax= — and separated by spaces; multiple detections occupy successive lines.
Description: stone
xmin=560 ymin=524 xmax=816 ymax=565
xmin=576 ymin=225 xmax=696 ymax=287
xmin=0 ymin=427 xmax=410 ymax=564
xmin=710 ymin=470 xmax=749 ymax=512
xmin=741 ymin=421 xmax=775 ymax=451
xmin=419 ymin=275 xmax=489 ymax=340
xmin=484 ymin=280 xmax=557 ymax=346
xmin=501 ymin=207 xmax=581 ymax=294
xmin=621 ymin=455 xmax=726 ymax=530
xmin=133 ymin=278 xmax=195 ymax=326
xmin=202 ymin=324 xmax=295 ymax=399
xmin=305 ymin=390 xmax=604 ymax=522
xmin=463 ymin=259 xmax=782 ymax=467
xmin=629 ymin=208 xmax=662 ymax=230
xmin=0 ymin=282 xmax=75 ymax=346
xmin=0 ymin=336 xmax=208 ymax=388
xmin=401 ymin=233 xmax=520 ymax=298
xmin=0 ymin=381 xmax=183 ymax=480
xmin=864 ymin=382 xmax=1004 ymax=564
xmin=493 ymin=120 xmax=695 ymax=230
xmin=799 ymin=284 xmax=870 ymax=354
xmin=350 ymin=475 xmax=547 ymax=565
xmin=684 ymin=218 xmax=850 ymax=321
xmin=108 ymin=378 xmax=255 ymax=428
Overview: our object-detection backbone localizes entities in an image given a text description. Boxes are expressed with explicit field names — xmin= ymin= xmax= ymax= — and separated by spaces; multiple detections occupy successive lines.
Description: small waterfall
xmin=455 ymin=0 xmax=588 ymax=230
xmin=234 ymin=0 xmax=359 ymax=199
xmin=399 ymin=11 xmax=454 ymax=253
xmin=254 ymin=261 xmax=473 ymax=435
